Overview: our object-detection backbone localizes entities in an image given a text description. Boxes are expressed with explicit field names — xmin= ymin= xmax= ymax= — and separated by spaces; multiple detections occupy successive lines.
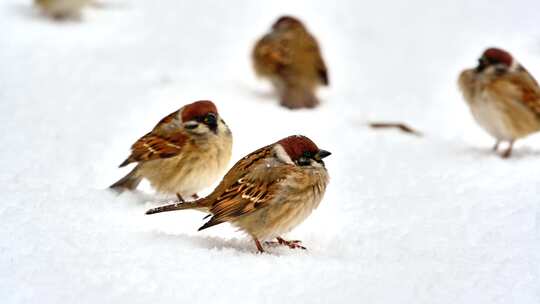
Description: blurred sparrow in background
xmin=110 ymin=100 xmax=233 ymax=201
xmin=34 ymin=0 xmax=90 ymax=20
xmin=459 ymin=47 xmax=540 ymax=158
xmin=253 ymin=16 xmax=329 ymax=109
xmin=146 ymin=135 xmax=331 ymax=253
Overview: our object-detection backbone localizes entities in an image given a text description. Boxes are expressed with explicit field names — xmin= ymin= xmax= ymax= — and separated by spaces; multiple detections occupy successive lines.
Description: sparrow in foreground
xmin=252 ymin=16 xmax=329 ymax=109
xmin=34 ymin=0 xmax=90 ymax=20
xmin=146 ymin=135 xmax=331 ymax=253
xmin=459 ymin=47 xmax=540 ymax=158
xmin=110 ymin=100 xmax=233 ymax=201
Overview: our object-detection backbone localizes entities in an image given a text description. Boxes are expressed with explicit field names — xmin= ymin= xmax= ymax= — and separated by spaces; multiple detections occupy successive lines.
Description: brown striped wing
xmin=198 ymin=147 xmax=290 ymax=230
xmin=131 ymin=132 xmax=186 ymax=160
xmin=119 ymin=110 xmax=186 ymax=167
xmin=253 ymin=33 xmax=292 ymax=75
xmin=515 ymin=68 xmax=540 ymax=116
xmin=503 ymin=67 xmax=540 ymax=117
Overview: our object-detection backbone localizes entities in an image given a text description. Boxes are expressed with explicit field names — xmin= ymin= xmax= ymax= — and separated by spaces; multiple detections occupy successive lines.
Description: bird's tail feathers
xmin=109 ymin=165 xmax=142 ymax=191
xmin=281 ymin=86 xmax=319 ymax=109
xmin=145 ymin=200 xmax=204 ymax=215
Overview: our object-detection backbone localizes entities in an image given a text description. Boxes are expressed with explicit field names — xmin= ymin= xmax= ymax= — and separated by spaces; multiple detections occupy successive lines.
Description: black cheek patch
xmin=184 ymin=123 xmax=198 ymax=129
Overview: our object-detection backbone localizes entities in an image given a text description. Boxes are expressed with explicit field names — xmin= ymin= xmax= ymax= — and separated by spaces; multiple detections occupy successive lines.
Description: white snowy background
xmin=1 ymin=0 xmax=539 ymax=303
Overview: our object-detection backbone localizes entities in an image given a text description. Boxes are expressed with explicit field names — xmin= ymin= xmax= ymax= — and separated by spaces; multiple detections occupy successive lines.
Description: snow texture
xmin=1 ymin=0 xmax=539 ymax=303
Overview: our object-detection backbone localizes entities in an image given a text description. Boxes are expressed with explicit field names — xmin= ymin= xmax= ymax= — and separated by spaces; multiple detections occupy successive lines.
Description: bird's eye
xmin=204 ymin=114 xmax=217 ymax=125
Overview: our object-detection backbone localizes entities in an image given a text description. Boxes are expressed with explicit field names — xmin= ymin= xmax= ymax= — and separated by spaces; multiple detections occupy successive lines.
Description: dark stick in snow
xmin=368 ymin=122 xmax=423 ymax=136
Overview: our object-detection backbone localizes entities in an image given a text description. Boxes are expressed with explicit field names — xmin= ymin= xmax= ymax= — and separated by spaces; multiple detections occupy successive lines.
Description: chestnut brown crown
xmin=272 ymin=15 xmax=305 ymax=31
xmin=477 ymin=47 xmax=514 ymax=72
xmin=179 ymin=100 xmax=221 ymax=133
xmin=278 ymin=135 xmax=331 ymax=166
xmin=181 ymin=100 xmax=218 ymax=122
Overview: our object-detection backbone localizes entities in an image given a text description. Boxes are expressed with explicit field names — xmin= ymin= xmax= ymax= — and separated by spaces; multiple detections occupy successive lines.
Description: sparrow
xmin=110 ymin=100 xmax=233 ymax=201
xmin=458 ymin=47 xmax=540 ymax=158
xmin=146 ymin=135 xmax=331 ymax=253
xmin=252 ymin=16 xmax=329 ymax=109
xmin=34 ymin=0 xmax=90 ymax=20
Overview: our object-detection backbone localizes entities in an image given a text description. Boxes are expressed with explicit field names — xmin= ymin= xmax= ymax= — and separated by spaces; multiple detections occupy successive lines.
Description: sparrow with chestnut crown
xmin=146 ymin=135 xmax=331 ymax=253
xmin=110 ymin=100 xmax=232 ymax=201
xmin=459 ymin=47 xmax=540 ymax=158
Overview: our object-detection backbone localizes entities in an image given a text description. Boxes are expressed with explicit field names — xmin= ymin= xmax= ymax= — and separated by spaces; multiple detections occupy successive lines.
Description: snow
xmin=1 ymin=0 xmax=539 ymax=303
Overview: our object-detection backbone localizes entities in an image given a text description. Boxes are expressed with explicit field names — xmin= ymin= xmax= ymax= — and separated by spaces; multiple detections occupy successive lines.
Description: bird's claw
xmin=265 ymin=237 xmax=307 ymax=250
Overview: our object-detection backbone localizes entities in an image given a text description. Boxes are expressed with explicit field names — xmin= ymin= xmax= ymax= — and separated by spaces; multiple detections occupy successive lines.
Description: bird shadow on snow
xmin=144 ymin=230 xmax=309 ymax=256
xmin=460 ymin=145 xmax=540 ymax=160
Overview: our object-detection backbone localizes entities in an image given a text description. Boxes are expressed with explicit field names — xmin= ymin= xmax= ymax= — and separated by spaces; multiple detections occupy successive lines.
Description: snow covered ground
xmin=1 ymin=0 xmax=539 ymax=303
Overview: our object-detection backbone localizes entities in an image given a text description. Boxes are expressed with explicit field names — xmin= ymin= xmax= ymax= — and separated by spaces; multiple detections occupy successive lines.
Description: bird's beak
xmin=475 ymin=57 xmax=488 ymax=73
xmin=315 ymin=149 xmax=331 ymax=160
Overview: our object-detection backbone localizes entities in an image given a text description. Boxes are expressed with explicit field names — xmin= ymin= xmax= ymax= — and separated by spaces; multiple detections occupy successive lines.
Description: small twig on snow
xmin=368 ymin=122 xmax=423 ymax=136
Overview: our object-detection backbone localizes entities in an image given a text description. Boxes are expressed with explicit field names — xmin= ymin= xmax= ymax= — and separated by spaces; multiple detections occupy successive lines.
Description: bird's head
xmin=274 ymin=135 xmax=331 ymax=168
xmin=181 ymin=100 xmax=222 ymax=135
xmin=476 ymin=47 xmax=514 ymax=73
xmin=272 ymin=16 xmax=305 ymax=31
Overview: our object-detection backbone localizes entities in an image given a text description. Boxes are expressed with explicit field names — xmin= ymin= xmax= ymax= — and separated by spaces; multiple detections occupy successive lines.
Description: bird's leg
xmin=501 ymin=141 xmax=514 ymax=159
xmin=253 ymin=238 xmax=265 ymax=253
xmin=492 ymin=140 xmax=500 ymax=151
xmin=176 ymin=193 xmax=185 ymax=203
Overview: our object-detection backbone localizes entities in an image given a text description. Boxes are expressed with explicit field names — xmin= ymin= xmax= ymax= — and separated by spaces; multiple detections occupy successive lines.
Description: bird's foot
xmin=265 ymin=237 xmax=306 ymax=250
xmin=501 ymin=148 xmax=512 ymax=158
xmin=500 ymin=141 xmax=514 ymax=159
